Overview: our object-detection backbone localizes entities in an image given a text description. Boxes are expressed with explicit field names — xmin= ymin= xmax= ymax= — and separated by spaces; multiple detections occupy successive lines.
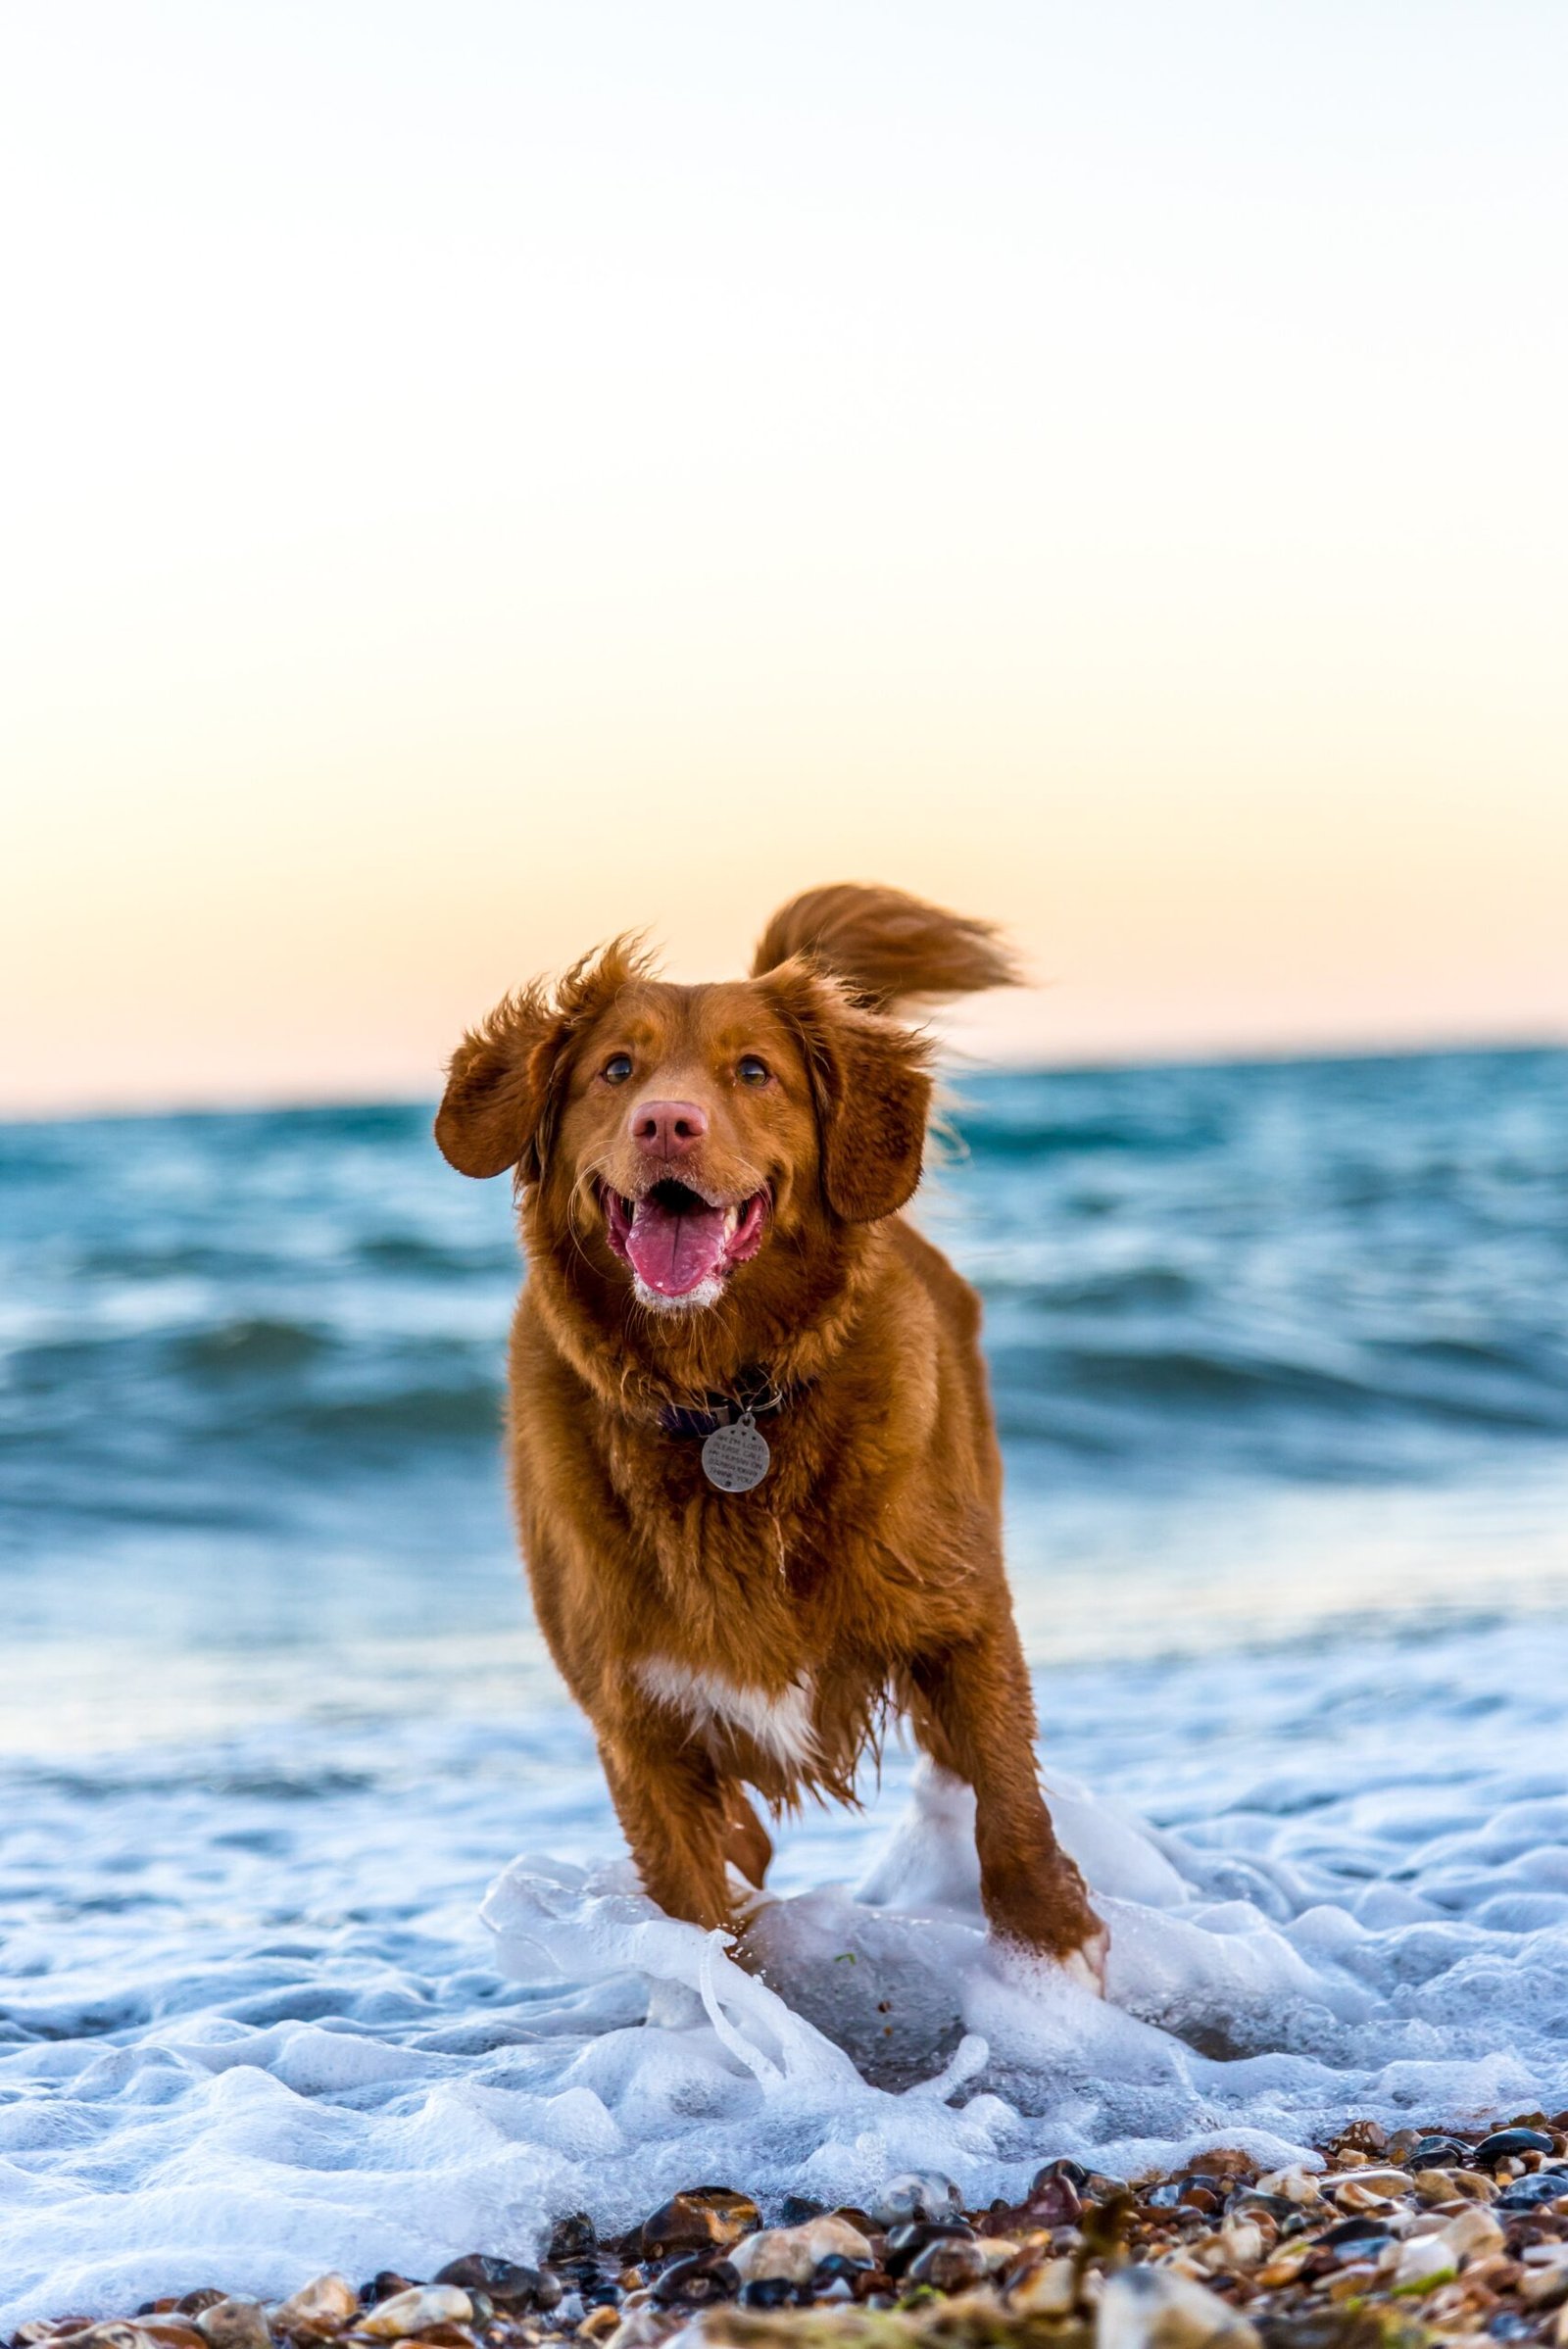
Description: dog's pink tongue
xmin=627 ymin=1196 xmax=728 ymax=1297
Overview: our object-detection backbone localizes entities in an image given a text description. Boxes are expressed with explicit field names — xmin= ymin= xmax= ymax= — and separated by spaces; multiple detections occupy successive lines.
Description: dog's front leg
xmin=909 ymin=1631 xmax=1107 ymax=1984
xmin=598 ymin=1716 xmax=749 ymax=1934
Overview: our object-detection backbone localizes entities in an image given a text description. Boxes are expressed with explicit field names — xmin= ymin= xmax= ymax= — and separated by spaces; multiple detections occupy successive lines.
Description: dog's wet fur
xmin=435 ymin=883 xmax=1106 ymax=1980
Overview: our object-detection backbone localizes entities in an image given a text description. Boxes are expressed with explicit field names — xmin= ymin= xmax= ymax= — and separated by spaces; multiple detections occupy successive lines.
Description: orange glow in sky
xmin=3 ymin=4 xmax=1565 ymax=1113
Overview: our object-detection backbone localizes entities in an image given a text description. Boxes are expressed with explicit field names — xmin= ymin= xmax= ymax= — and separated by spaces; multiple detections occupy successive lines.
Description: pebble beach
xmin=21 ymin=2121 xmax=1568 ymax=2349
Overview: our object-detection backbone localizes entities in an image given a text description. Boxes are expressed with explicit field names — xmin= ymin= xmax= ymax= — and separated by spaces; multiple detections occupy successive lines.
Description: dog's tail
xmin=751 ymin=882 xmax=1020 ymax=1014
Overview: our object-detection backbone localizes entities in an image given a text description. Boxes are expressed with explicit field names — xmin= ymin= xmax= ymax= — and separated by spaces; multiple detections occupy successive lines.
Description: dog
xmin=435 ymin=883 xmax=1106 ymax=1983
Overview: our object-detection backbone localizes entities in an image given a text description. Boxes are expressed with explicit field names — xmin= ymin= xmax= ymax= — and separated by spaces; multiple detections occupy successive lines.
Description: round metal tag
xmin=701 ymin=1410 xmax=771 ymax=1493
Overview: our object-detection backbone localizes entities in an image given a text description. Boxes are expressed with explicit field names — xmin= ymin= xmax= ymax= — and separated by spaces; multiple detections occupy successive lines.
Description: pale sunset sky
xmin=2 ymin=3 xmax=1565 ymax=1114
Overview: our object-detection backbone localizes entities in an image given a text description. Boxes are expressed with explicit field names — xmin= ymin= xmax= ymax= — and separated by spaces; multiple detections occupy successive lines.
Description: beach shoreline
xmin=17 ymin=2116 xmax=1568 ymax=2349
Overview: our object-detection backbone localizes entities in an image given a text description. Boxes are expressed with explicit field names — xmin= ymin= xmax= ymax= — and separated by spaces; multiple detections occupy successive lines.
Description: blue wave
xmin=2 ymin=1048 xmax=1565 ymax=1558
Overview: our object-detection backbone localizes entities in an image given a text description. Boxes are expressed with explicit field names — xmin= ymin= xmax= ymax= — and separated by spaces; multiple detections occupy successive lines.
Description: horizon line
xmin=5 ymin=1027 xmax=1564 ymax=1132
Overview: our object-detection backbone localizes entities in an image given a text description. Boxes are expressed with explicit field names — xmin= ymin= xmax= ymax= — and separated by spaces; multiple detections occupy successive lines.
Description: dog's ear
xmin=434 ymin=983 xmax=568 ymax=1181
xmin=435 ymin=936 xmax=650 ymax=1182
xmin=764 ymin=959 xmax=934 ymax=1222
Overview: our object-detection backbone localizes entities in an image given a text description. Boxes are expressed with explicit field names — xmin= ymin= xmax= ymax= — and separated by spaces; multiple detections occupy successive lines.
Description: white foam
xmin=1 ymin=1616 xmax=1566 ymax=2327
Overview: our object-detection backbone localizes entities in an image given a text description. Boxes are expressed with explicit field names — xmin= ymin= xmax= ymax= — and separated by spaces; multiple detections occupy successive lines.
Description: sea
xmin=2 ymin=1047 xmax=1567 ymax=2322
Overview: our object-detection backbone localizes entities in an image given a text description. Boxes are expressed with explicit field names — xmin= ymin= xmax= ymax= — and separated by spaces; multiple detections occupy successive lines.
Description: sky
xmin=2 ymin=1 xmax=1565 ymax=1114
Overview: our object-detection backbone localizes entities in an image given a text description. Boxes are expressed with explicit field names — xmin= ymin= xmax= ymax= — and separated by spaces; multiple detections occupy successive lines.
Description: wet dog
xmin=435 ymin=884 xmax=1106 ymax=1981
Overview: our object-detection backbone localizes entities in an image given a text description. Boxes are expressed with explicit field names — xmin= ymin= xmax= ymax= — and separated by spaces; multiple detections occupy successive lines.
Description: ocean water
xmin=2 ymin=1048 xmax=1567 ymax=2322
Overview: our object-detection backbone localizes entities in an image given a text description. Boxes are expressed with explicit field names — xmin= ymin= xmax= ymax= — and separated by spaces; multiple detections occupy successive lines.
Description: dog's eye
xmin=737 ymin=1055 xmax=770 ymax=1086
xmin=602 ymin=1053 xmax=634 ymax=1084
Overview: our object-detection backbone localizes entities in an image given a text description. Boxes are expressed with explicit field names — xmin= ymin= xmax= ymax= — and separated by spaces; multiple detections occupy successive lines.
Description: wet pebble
xmin=650 ymin=2255 xmax=739 ymax=2308
xmin=905 ymin=2236 xmax=989 ymax=2291
xmin=357 ymin=2289 xmax=472 ymax=2340
xmin=738 ymin=2278 xmax=798 ymax=2311
xmin=729 ymin=2216 xmax=874 ymax=2285
xmin=637 ymin=2187 xmax=759 ymax=2259
xmin=192 ymin=2304 xmax=270 ymax=2349
xmin=544 ymin=2215 xmax=596 ymax=2266
xmin=431 ymin=2260 xmax=557 ymax=2312
xmin=1100 ymin=2263 xmax=1262 ymax=2349
xmin=881 ymin=2220 xmax=975 ymax=2277
xmin=1498 ymin=2171 xmax=1568 ymax=2212
xmin=870 ymin=2172 xmax=963 ymax=2226
xmin=270 ymin=2278 xmax=358 ymax=2341
xmin=1476 ymin=2131 xmax=1557 ymax=2170
xmin=1405 ymin=2135 xmax=1472 ymax=2171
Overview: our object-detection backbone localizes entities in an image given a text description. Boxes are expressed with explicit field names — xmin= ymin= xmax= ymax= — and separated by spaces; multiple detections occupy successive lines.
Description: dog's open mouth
xmin=602 ymin=1179 xmax=769 ymax=1300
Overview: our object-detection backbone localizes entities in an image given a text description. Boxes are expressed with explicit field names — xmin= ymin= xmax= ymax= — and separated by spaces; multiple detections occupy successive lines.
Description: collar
xmin=658 ymin=1363 xmax=791 ymax=1441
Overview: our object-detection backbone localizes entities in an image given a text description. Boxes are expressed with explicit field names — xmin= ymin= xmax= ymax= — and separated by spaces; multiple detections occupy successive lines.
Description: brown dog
xmin=435 ymin=884 xmax=1105 ymax=1982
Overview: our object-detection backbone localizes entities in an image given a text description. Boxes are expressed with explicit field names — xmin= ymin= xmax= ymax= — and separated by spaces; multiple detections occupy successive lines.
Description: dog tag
xmin=701 ymin=1408 xmax=770 ymax=1493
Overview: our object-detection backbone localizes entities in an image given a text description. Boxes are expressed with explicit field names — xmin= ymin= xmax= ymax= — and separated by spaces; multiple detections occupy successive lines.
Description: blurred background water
xmin=3 ymin=1046 xmax=1566 ymax=1743
xmin=4 ymin=1047 xmax=1568 ymax=2318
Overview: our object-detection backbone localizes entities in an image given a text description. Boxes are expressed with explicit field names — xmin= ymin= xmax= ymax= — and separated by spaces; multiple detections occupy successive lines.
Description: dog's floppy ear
xmin=764 ymin=959 xmax=934 ymax=1222
xmin=435 ymin=936 xmax=650 ymax=1183
xmin=434 ymin=985 xmax=564 ymax=1181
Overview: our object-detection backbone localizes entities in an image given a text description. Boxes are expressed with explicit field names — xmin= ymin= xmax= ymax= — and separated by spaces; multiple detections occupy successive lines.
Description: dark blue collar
xmin=658 ymin=1364 xmax=789 ymax=1440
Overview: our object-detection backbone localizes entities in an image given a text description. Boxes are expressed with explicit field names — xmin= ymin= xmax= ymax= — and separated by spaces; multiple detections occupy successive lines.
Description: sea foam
xmin=3 ymin=1625 xmax=1566 ymax=2330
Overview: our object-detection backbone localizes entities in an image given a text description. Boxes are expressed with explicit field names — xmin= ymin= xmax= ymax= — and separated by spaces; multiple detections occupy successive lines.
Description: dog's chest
xmin=633 ymin=1655 xmax=819 ymax=1774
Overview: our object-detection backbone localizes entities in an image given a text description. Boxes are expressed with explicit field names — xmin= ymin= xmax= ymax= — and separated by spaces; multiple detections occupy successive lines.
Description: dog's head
xmin=434 ymin=936 xmax=934 ymax=1317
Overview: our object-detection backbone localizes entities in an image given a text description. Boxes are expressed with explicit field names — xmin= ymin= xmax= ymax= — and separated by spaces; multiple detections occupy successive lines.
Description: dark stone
xmin=651 ymin=2256 xmax=740 ymax=2308
xmin=814 ymin=2256 xmax=871 ymax=2288
xmin=779 ymin=2196 xmax=827 ymax=2227
xmin=1475 ymin=2129 xmax=1555 ymax=2169
xmin=433 ymin=2259 xmax=555 ymax=2311
xmin=1230 ymin=2191 xmax=1298 ymax=2224
xmin=740 ymin=2280 xmax=798 ymax=2310
xmin=1330 ymin=2234 xmax=1393 ymax=2266
xmin=1299 ymin=2216 xmax=1394 ymax=2277
xmin=905 ymin=2238 xmax=989 ymax=2292
xmin=1402 ymin=2135 xmax=1471 ymax=2171
xmin=639 ymin=2187 xmax=760 ymax=2259
xmin=1258 ymin=2312 xmax=1390 ymax=2349
xmin=1033 ymin=2158 xmax=1090 ymax=2193
xmin=1178 ymin=2182 xmax=1221 ymax=2214
xmin=434 ymin=2260 xmax=513 ymax=2299
xmin=1318 ymin=2216 xmax=1396 ymax=2249
xmin=1023 ymin=2173 xmax=1081 ymax=2227
xmin=366 ymin=2276 xmax=416 ymax=2305
xmin=552 ymin=2257 xmax=618 ymax=2292
xmin=547 ymin=2213 xmax=598 ymax=2264
xmin=883 ymin=2221 xmax=975 ymax=2278
xmin=1497 ymin=2168 xmax=1568 ymax=2211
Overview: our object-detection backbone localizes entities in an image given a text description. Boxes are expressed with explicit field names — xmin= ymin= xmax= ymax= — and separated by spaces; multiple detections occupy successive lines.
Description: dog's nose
xmin=631 ymin=1099 xmax=709 ymax=1158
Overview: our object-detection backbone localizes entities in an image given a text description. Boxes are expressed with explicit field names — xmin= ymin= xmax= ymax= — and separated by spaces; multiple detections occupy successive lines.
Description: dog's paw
xmin=1060 ymin=1921 xmax=1110 ymax=1996
xmin=990 ymin=1912 xmax=1110 ymax=1997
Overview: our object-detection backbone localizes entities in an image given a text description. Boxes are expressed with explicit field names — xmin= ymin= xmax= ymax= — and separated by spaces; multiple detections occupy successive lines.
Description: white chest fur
xmin=635 ymin=1656 xmax=818 ymax=1774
